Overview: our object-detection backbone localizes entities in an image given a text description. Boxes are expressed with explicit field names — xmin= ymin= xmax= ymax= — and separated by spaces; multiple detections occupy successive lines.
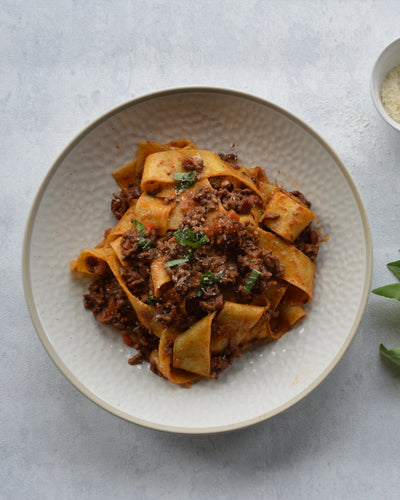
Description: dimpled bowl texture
xmin=23 ymin=88 xmax=372 ymax=434
xmin=371 ymin=37 xmax=400 ymax=132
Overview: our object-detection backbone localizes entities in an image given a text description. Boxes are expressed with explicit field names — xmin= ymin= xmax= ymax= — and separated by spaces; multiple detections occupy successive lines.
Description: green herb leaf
xmin=380 ymin=344 xmax=400 ymax=368
xmin=146 ymin=296 xmax=161 ymax=306
xmin=174 ymin=171 xmax=196 ymax=191
xmin=196 ymin=271 xmax=223 ymax=297
xmin=373 ymin=254 xmax=400 ymax=373
xmin=133 ymin=219 xmax=153 ymax=249
xmin=387 ymin=260 xmax=400 ymax=280
xmin=164 ymin=251 xmax=192 ymax=268
xmin=243 ymin=269 xmax=261 ymax=293
xmin=138 ymin=235 xmax=153 ymax=250
xmin=174 ymin=228 xmax=210 ymax=248
xmin=372 ymin=283 xmax=400 ymax=301
xmin=134 ymin=219 xmax=145 ymax=233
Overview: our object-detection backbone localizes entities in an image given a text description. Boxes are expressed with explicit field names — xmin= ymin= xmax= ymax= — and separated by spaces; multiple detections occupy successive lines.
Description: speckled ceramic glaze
xmin=23 ymin=88 xmax=372 ymax=433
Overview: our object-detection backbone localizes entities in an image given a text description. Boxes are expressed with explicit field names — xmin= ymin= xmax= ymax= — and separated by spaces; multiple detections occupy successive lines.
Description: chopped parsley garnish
xmin=174 ymin=171 xmax=196 ymax=191
xmin=146 ymin=296 xmax=161 ymax=306
xmin=174 ymin=228 xmax=209 ymax=248
xmin=133 ymin=219 xmax=153 ymax=250
xmin=164 ymin=251 xmax=193 ymax=268
xmin=243 ymin=269 xmax=261 ymax=293
xmin=196 ymin=271 xmax=223 ymax=297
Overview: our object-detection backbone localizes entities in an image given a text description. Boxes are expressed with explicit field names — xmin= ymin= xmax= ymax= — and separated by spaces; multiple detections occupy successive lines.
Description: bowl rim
xmin=370 ymin=36 xmax=400 ymax=132
xmin=22 ymin=86 xmax=373 ymax=434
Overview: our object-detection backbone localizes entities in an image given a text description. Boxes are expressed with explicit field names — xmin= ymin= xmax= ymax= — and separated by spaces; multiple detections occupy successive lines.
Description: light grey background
xmin=2 ymin=1 xmax=400 ymax=499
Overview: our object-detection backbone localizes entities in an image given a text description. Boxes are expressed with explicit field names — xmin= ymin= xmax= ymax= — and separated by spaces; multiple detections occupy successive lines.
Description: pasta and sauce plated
xmin=71 ymin=139 xmax=320 ymax=386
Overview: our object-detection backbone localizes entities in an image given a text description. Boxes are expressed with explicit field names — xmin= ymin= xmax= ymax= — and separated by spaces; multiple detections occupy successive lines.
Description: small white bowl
xmin=371 ymin=37 xmax=400 ymax=132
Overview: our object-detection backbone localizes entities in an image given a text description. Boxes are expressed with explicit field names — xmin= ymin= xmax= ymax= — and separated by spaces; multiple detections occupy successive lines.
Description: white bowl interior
xmin=23 ymin=89 xmax=372 ymax=433
xmin=371 ymin=37 xmax=400 ymax=131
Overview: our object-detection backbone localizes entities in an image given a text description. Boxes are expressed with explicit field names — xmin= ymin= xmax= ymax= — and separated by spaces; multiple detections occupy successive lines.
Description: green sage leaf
xmin=387 ymin=260 xmax=400 ymax=280
xmin=372 ymin=283 xmax=400 ymax=301
xmin=380 ymin=344 xmax=400 ymax=368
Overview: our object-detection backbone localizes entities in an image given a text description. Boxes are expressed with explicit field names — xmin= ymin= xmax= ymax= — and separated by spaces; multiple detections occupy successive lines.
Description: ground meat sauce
xmin=294 ymin=224 xmax=320 ymax=261
xmin=192 ymin=186 xmax=219 ymax=211
xmin=289 ymin=190 xmax=320 ymax=261
xmin=111 ymin=181 xmax=142 ymax=219
xmin=182 ymin=156 xmax=204 ymax=173
xmin=290 ymin=190 xmax=311 ymax=208
xmin=210 ymin=336 xmax=241 ymax=378
xmin=83 ymin=276 xmax=136 ymax=331
xmin=119 ymin=229 xmax=142 ymax=258
xmin=119 ymin=266 xmax=149 ymax=297
xmin=218 ymin=152 xmax=238 ymax=164
xmin=85 ymin=256 xmax=108 ymax=275
xmin=217 ymin=181 xmax=262 ymax=214
xmin=210 ymin=178 xmax=262 ymax=214
xmin=81 ymin=150 xmax=320 ymax=384
xmin=120 ymin=227 xmax=157 ymax=263
xmin=127 ymin=323 xmax=159 ymax=364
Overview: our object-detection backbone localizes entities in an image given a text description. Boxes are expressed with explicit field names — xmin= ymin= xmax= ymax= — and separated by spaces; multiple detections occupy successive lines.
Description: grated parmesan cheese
xmin=381 ymin=65 xmax=400 ymax=123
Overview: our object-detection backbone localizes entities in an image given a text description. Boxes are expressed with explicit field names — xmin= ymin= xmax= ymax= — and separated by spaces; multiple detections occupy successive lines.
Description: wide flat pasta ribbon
xmin=70 ymin=246 xmax=114 ymax=275
xmin=150 ymin=257 xmax=171 ymax=296
xmin=211 ymin=301 xmax=265 ymax=354
xmin=150 ymin=329 xmax=199 ymax=385
xmin=269 ymin=304 xmax=306 ymax=340
xmin=105 ymin=204 xmax=137 ymax=243
xmin=173 ymin=312 xmax=216 ymax=377
xmin=113 ymin=139 xmax=196 ymax=188
xmin=140 ymin=149 xmax=265 ymax=202
xmin=240 ymin=316 xmax=270 ymax=346
xmin=262 ymin=189 xmax=316 ymax=242
xmin=255 ymin=228 xmax=315 ymax=303
xmin=134 ymin=193 xmax=175 ymax=235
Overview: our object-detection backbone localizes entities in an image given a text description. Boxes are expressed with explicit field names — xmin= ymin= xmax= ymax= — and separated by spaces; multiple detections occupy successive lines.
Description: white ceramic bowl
xmin=23 ymin=87 xmax=372 ymax=433
xmin=371 ymin=37 xmax=400 ymax=132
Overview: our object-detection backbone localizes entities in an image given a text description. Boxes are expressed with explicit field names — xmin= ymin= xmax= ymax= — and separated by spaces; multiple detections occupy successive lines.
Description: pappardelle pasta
xmin=71 ymin=139 xmax=320 ymax=386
